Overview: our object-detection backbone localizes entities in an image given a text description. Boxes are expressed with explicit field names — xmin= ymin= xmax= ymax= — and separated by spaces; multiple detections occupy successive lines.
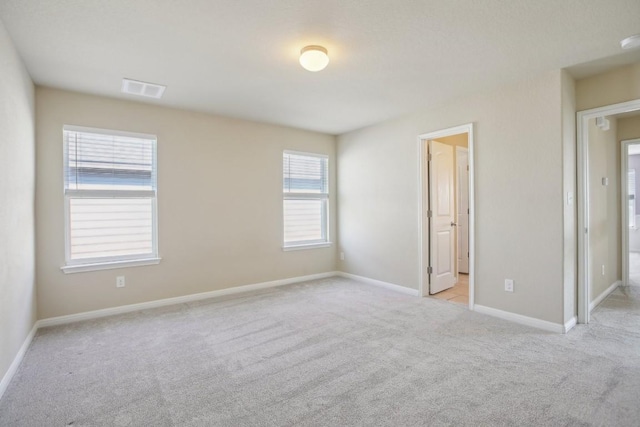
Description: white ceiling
xmin=1 ymin=0 xmax=639 ymax=134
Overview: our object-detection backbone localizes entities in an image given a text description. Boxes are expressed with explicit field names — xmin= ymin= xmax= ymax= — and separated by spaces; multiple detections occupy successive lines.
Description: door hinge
xmin=467 ymin=165 xmax=469 ymax=171
xmin=428 ymin=153 xmax=432 ymax=161
xmin=467 ymin=208 xmax=469 ymax=214
xmin=427 ymin=210 xmax=432 ymax=217
xmin=585 ymin=227 xmax=588 ymax=234
xmin=427 ymin=266 xmax=433 ymax=274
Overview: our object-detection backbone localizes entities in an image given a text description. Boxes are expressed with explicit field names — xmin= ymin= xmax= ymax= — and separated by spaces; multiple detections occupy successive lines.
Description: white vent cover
xmin=121 ymin=78 xmax=166 ymax=99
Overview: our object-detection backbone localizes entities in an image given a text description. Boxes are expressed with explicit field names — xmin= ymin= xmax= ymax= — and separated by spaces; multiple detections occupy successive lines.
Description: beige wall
xmin=338 ymin=71 xmax=565 ymax=324
xmin=0 ymin=22 xmax=36 ymax=387
xmin=561 ymin=70 xmax=577 ymax=324
xmin=576 ymin=63 xmax=640 ymax=111
xmin=587 ymin=118 xmax=620 ymax=301
xmin=618 ymin=115 xmax=640 ymax=141
xmin=36 ymin=88 xmax=337 ymax=319
xmin=435 ymin=133 xmax=468 ymax=148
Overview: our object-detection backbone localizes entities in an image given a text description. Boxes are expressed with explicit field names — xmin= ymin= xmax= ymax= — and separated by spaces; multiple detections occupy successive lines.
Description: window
xmin=62 ymin=125 xmax=159 ymax=273
xmin=283 ymin=151 xmax=330 ymax=249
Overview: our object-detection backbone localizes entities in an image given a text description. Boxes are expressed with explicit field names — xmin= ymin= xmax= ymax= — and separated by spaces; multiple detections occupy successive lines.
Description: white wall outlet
xmin=504 ymin=279 xmax=514 ymax=292
xmin=116 ymin=276 xmax=125 ymax=288
xmin=601 ymin=264 xmax=605 ymax=276
xmin=340 ymin=252 xmax=345 ymax=261
xmin=602 ymin=177 xmax=609 ymax=186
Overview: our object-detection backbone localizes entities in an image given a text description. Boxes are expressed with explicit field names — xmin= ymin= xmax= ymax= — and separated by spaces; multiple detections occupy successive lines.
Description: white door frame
xmin=418 ymin=123 xmax=475 ymax=310
xmin=621 ymin=138 xmax=640 ymax=287
xmin=577 ymin=99 xmax=640 ymax=324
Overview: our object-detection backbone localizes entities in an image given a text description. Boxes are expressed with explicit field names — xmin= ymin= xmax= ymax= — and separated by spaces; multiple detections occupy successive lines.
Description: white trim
xmin=417 ymin=123 xmax=475 ymax=310
xmin=577 ymin=99 xmax=640 ymax=324
xmin=61 ymin=257 xmax=161 ymax=274
xmin=282 ymin=242 xmax=332 ymax=251
xmin=564 ymin=316 xmax=577 ymax=333
xmin=473 ymin=304 xmax=566 ymax=333
xmin=337 ymin=272 xmax=420 ymax=296
xmin=0 ymin=322 xmax=38 ymax=401
xmin=39 ymin=272 xmax=339 ymax=327
xmin=63 ymin=124 xmax=157 ymax=141
xmin=621 ymin=139 xmax=640 ymax=287
xmin=589 ymin=280 xmax=621 ymax=312
xmin=283 ymin=149 xmax=329 ymax=159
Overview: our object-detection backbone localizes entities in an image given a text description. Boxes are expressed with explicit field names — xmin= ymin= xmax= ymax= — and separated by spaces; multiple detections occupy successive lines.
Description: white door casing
xmin=621 ymin=139 xmax=640 ymax=287
xmin=429 ymin=140 xmax=456 ymax=294
xmin=457 ymin=147 xmax=469 ymax=273
xmin=577 ymin=99 xmax=640 ymax=324
xmin=418 ymin=123 xmax=475 ymax=309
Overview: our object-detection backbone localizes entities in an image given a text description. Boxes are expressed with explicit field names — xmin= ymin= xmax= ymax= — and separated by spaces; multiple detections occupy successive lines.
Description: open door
xmin=429 ymin=140 xmax=456 ymax=294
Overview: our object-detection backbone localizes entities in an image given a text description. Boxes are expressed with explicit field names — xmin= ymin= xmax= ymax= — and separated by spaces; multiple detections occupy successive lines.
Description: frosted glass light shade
xmin=621 ymin=34 xmax=640 ymax=50
xmin=299 ymin=45 xmax=329 ymax=72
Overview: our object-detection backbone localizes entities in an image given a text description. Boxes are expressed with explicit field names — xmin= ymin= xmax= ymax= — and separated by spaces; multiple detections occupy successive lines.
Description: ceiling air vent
xmin=121 ymin=78 xmax=166 ymax=99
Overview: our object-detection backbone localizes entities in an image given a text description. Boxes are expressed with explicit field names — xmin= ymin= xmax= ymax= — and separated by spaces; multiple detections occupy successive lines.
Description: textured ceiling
xmin=1 ymin=0 xmax=639 ymax=134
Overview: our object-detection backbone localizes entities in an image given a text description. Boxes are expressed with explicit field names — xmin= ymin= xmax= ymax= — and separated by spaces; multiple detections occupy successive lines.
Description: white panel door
xmin=457 ymin=147 xmax=469 ymax=273
xmin=429 ymin=140 xmax=456 ymax=294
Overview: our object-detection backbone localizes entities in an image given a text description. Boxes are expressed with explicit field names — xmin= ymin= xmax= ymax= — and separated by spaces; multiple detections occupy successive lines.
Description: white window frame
xmin=61 ymin=125 xmax=160 ymax=273
xmin=282 ymin=150 xmax=331 ymax=251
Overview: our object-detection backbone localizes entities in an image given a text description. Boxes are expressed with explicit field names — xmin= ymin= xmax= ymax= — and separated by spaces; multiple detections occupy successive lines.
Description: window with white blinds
xmin=283 ymin=151 xmax=329 ymax=248
xmin=63 ymin=125 xmax=158 ymax=270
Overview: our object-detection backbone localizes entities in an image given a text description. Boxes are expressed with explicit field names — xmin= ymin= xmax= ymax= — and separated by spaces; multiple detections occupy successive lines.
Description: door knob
xmin=451 ymin=222 xmax=457 ymax=227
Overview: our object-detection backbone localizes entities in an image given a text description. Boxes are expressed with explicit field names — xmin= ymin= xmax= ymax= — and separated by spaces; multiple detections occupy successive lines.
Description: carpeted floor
xmin=1 ymin=277 xmax=639 ymax=426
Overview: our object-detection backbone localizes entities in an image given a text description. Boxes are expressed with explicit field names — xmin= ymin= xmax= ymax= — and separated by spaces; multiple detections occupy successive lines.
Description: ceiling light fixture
xmin=299 ymin=45 xmax=329 ymax=72
xmin=620 ymin=34 xmax=640 ymax=50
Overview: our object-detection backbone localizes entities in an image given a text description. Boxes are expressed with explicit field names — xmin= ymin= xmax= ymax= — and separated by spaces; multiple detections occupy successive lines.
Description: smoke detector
xmin=121 ymin=78 xmax=166 ymax=99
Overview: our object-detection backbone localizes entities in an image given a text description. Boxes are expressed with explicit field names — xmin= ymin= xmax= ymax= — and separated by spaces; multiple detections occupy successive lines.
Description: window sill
xmin=61 ymin=257 xmax=161 ymax=274
xmin=283 ymin=242 xmax=332 ymax=251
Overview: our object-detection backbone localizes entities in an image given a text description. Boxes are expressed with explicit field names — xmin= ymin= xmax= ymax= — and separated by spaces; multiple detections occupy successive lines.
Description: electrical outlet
xmin=116 ymin=276 xmax=125 ymax=288
xmin=504 ymin=279 xmax=514 ymax=292
xmin=340 ymin=252 xmax=345 ymax=261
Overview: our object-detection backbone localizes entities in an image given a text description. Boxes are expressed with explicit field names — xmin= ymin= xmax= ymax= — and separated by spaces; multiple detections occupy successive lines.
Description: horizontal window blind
xmin=64 ymin=128 xmax=155 ymax=191
xmin=69 ymin=198 xmax=153 ymax=260
xmin=63 ymin=126 xmax=158 ymax=264
xmin=283 ymin=151 xmax=328 ymax=246
xmin=283 ymin=152 xmax=328 ymax=194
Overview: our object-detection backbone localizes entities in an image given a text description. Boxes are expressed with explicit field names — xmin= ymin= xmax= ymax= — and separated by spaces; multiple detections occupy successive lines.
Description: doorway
xmin=419 ymin=123 xmax=475 ymax=310
xmin=577 ymin=99 xmax=640 ymax=323
xmin=622 ymin=138 xmax=640 ymax=287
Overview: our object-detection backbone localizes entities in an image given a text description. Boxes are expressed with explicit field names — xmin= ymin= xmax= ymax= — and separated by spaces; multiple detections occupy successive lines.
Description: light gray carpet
xmin=1 ymin=277 xmax=639 ymax=426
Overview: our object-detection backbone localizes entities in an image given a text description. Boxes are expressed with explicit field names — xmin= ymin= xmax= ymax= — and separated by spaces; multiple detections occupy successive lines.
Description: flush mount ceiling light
xmin=620 ymin=34 xmax=640 ymax=50
xmin=121 ymin=78 xmax=166 ymax=99
xmin=299 ymin=45 xmax=329 ymax=72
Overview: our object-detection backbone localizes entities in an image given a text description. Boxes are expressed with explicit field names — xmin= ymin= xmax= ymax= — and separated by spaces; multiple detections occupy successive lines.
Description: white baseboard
xmin=0 ymin=322 xmax=38 ymax=401
xmin=473 ymin=304 xmax=566 ymax=333
xmin=39 ymin=271 xmax=339 ymax=328
xmin=337 ymin=272 xmax=420 ymax=296
xmin=589 ymin=280 xmax=621 ymax=312
xmin=563 ymin=316 xmax=577 ymax=333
